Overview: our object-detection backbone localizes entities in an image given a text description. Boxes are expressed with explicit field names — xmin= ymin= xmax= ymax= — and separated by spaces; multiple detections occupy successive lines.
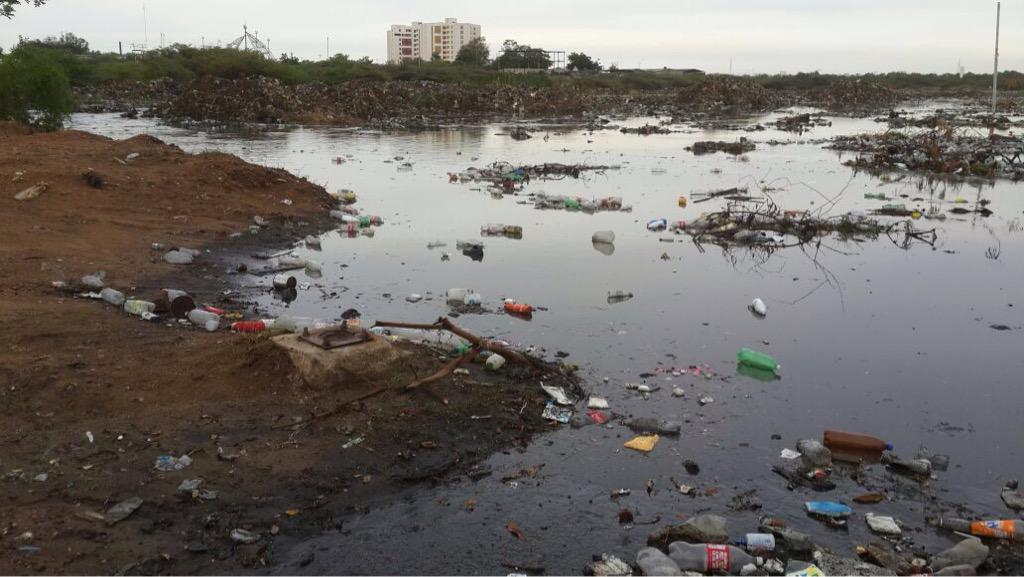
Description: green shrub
xmin=0 ymin=48 xmax=74 ymax=130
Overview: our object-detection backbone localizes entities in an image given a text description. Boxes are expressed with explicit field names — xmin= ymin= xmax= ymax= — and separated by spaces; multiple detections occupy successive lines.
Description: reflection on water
xmin=69 ymin=107 xmax=1024 ymax=574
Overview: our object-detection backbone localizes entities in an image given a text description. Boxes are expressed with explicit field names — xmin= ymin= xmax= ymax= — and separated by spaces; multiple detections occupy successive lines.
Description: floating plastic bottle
xmin=751 ymin=298 xmax=767 ymax=317
xmin=123 ymin=299 xmax=156 ymax=316
xmin=187 ymin=309 xmax=220 ymax=332
xmin=100 ymin=287 xmax=125 ymax=307
xmin=446 ymin=288 xmax=474 ymax=302
xmin=607 ymin=291 xmax=634 ymax=304
xmin=823 ymin=430 xmax=892 ymax=452
xmin=485 ymin=354 xmax=506 ymax=371
xmin=796 ymin=439 xmax=832 ymax=468
xmin=669 ymin=542 xmax=761 ymax=574
xmin=736 ymin=533 xmax=776 ymax=552
xmin=737 ymin=348 xmax=779 ymax=373
xmin=504 ymin=301 xmax=534 ymax=315
xmin=231 ymin=320 xmax=270 ymax=333
xmin=647 ymin=218 xmax=668 ymax=231
xmin=463 ymin=293 xmax=482 ymax=306
xmin=636 ymin=547 xmax=681 ymax=576
xmin=273 ymin=274 xmax=297 ymax=290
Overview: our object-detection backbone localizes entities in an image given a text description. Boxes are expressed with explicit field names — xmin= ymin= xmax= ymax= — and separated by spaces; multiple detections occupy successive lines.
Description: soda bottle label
xmin=706 ymin=544 xmax=731 ymax=571
xmin=972 ymin=520 xmax=1015 ymax=539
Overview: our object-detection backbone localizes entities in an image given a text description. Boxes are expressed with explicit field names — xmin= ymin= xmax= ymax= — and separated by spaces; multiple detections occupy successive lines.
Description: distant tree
xmin=1 ymin=0 xmax=46 ymax=19
xmin=494 ymin=39 xmax=551 ymax=70
xmin=280 ymin=53 xmax=299 ymax=64
xmin=455 ymin=37 xmax=489 ymax=66
xmin=19 ymin=32 xmax=89 ymax=54
xmin=430 ymin=52 xmax=441 ymax=62
xmin=0 ymin=47 xmax=74 ymax=130
xmin=567 ymin=52 xmax=601 ymax=72
xmin=357 ymin=56 xmax=373 ymax=64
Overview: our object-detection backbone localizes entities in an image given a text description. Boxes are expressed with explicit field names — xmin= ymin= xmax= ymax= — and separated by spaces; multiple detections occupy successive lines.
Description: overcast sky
xmin=1 ymin=0 xmax=1017 ymax=74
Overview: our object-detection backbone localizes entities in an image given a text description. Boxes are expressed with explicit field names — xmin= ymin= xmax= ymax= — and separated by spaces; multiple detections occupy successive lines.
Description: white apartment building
xmin=386 ymin=18 xmax=482 ymax=64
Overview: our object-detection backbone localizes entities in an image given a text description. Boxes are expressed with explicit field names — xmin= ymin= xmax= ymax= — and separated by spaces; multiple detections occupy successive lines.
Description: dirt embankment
xmin=0 ymin=124 xmax=553 ymax=574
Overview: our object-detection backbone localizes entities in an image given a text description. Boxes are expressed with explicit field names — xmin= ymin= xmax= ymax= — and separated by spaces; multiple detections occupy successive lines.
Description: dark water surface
xmin=70 ymin=108 xmax=1024 ymax=574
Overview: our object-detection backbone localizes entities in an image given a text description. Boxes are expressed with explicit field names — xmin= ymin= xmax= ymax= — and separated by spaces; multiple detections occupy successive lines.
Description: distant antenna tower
xmin=227 ymin=24 xmax=275 ymax=59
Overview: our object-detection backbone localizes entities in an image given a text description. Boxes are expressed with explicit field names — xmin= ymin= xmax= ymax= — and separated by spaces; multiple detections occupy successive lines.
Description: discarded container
xmin=823 ymin=430 xmax=893 ymax=452
xmin=81 ymin=271 xmax=106 ymax=289
xmin=541 ymin=384 xmax=571 ymax=405
xmin=164 ymin=250 xmax=194 ymax=265
xmin=541 ymin=401 xmax=572 ymax=424
xmin=886 ymin=456 xmax=932 ymax=476
xmin=796 ymin=439 xmax=832 ymax=468
xmin=865 ymin=513 xmax=901 ymax=535
xmin=607 ymin=291 xmax=634 ymax=304
xmin=669 ymin=542 xmax=761 ymax=574
xmin=736 ymin=533 xmax=776 ymax=552
xmin=187 ymin=309 xmax=220 ymax=332
xmin=759 ymin=524 xmax=815 ymax=555
xmin=592 ymin=230 xmax=616 ymax=244
xmin=273 ymin=274 xmax=297 ymax=290
xmin=750 ymin=298 xmax=767 ymax=317
xmin=231 ymin=320 xmax=268 ymax=333
xmin=485 ymin=354 xmax=506 ymax=371
xmin=939 ymin=518 xmax=1023 ymax=541
xmin=785 ymin=561 xmax=825 ymax=576
xmin=737 ymin=348 xmax=780 ymax=373
xmin=932 ymin=538 xmax=990 ymax=571
xmin=100 ymin=288 xmax=126 ymax=307
xmin=504 ymin=302 xmax=534 ymax=315
xmin=446 ymin=288 xmax=473 ymax=302
xmin=804 ymin=501 xmax=851 ymax=519
xmin=463 ymin=292 xmax=482 ymax=306
xmin=123 ymin=300 xmax=156 ymax=316
xmin=277 ymin=254 xmax=308 ymax=269
xmin=678 ymin=195 xmax=688 ymax=207
xmin=636 ymin=547 xmax=682 ymax=576
xmin=587 ymin=396 xmax=610 ymax=410
xmin=646 ymin=218 xmax=668 ymax=231
xmin=624 ymin=434 xmax=659 ymax=453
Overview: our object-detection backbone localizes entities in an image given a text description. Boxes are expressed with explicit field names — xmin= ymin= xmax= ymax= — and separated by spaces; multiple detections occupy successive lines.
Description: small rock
xmin=683 ymin=460 xmax=700 ymax=475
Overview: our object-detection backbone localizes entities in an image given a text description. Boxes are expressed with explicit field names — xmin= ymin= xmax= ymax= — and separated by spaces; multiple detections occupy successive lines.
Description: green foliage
xmin=567 ymin=52 xmax=601 ymax=72
xmin=18 ymin=31 xmax=89 ymax=54
xmin=494 ymin=40 xmax=551 ymax=70
xmin=455 ymin=37 xmax=489 ymax=67
xmin=0 ymin=47 xmax=74 ymax=130
xmin=1 ymin=0 xmax=46 ymax=19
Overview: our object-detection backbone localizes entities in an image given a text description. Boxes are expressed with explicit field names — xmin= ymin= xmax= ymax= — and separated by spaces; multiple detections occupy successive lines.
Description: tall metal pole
xmin=992 ymin=2 xmax=1000 ymax=114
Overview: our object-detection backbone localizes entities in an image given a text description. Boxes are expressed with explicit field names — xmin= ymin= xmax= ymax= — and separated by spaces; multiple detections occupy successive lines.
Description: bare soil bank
xmin=0 ymin=124 xmax=553 ymax=574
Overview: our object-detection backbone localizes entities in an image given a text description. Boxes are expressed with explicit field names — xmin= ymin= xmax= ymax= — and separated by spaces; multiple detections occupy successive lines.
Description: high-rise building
xmin=386 ymin=18 xmax=481 ymax=64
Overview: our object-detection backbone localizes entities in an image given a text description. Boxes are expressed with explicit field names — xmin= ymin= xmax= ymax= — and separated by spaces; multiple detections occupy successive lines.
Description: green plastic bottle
xmin=737 ymin=348 xmax=779 ymax=373
xmin=358 ymin=215 xmax=371 ymax=228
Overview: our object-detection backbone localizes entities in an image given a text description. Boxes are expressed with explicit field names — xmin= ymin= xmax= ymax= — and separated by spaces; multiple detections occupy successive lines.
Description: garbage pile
xmin=621 ymin=427 xmax=1019 ymax=576
xmin=675 ymin=75 xmax=790 ymax=112
xmin=773 ymin=112 xmax=832 ymax=133
xmin=534 ymin=192 xmax=631 ymax=213
xmin=830 ymin=129 xmax=1024 ymax=181
xmin=687 ymin=139 xmax=756 ymax=155
xmin=805 ymin=79 xmax=901 ymax=112
xmin=620 ymin=124 xmax=672 ymax=135
xmin=878 ymin=109 xmax=1016 ymax=130
xmin=152 ymin=77 xmax=596 ymax=126
xmin=73 ymin=79 xmax=180 ymax=114
xmin=662 ymin=200 xmax=891 ymax=247
xmin=450 ymin=161 xmax=619 ymax=186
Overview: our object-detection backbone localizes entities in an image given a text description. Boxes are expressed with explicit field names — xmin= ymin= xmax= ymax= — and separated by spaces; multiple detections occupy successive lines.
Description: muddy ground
xmin=0 ymin=124 xmax=556 ymax=574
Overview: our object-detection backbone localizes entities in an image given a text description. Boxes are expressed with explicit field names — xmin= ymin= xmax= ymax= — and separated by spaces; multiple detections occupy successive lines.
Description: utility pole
xmin=992 ymin=1 xmax=1001 ymax=114
xmin=142 ymin=1 xmax=148 ymax=50
xmin=327 ymin=34 xmax=330 ymax=59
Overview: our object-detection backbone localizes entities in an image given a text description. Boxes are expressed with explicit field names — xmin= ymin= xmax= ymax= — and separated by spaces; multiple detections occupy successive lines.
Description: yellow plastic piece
xmin=678 ymin=195 xmax=688 ymax=208
xmin=624 ymin=434 xmax=659 ymax=453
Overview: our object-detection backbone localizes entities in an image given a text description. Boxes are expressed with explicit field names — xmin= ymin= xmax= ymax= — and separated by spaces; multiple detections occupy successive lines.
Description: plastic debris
xmin=541 ymin=401 xmax=572 ymax=424
xmin=154 ymin=454 xmax=192 ymax=471
xmin=624 ymin=434 xmax=659 ymax=453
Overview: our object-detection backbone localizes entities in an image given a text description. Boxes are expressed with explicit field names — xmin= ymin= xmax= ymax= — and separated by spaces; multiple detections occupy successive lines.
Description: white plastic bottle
xmin=187 ymin=309 xmax=220 ymax=332
xmin=636 ymin=547 xmax=682 ymax=576
xmin=100 ymin=288 xmax=126 ymax=307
